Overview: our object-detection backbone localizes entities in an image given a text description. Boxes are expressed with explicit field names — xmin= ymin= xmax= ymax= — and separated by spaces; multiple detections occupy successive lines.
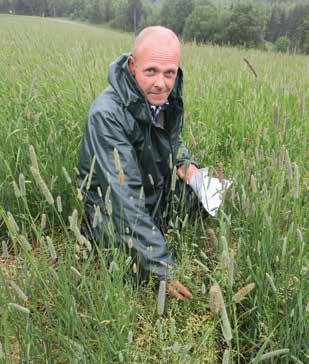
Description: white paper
xmin=189 ymin=168 xmax=232 ymax=217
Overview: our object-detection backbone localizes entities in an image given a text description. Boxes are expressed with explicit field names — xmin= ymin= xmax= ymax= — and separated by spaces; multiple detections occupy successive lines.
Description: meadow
xmin=0 ymin=15 xmax=308 ymax=363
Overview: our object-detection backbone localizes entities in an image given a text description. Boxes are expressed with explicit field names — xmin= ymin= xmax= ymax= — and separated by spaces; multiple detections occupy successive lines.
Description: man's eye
xmin=165 ymin=71 xmax=175 ymax=77
xmin=145 ymin=69 xmax=156 ymax=75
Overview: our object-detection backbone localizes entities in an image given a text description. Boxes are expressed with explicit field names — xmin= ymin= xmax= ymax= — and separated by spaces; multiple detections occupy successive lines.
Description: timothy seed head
xmin=13 ymin=181 xmax=21 ymax=198
xmin=148 ymin=174 xmax=154 ymax=186
xmin=157 ymin=280 xmax=166 ymax=316
xmin=7 ymin=211 xmax=19 ymax=233
xmin=296 ymin=227 xmax=303 ymax=241
xmin=127 ymin=330 xmax=133 ymax=344
xmin=41 ymin=214 xmax=47 ymax=230
xmin=18 ymin=173 xmax=26 ymax=196
xmin=69 ymin=209 xmax=78 ymax=231
xmin=266 ymin=272 xmax=277 ymax=294
xmin=19 ymin=235 xmax=32 ymax=251
xmin=29 ymin=144 xmax=39 ymax=170
xmin=113 ymin=147 xmax=121 ymax=171
xmin=46 ymin=236 xmax=57 ymax=260
xmin=70 ymin=266 xmax=81 ymax=278
xmin=30 ymin=166 xmax=54 ymax=205
xmin=250 ymin=174 xmax=257 ymax=193
xmin=259 ymin=349 xmax=289 ymax=361
xmin=127 ymin=238 xmax=133 ymax=249
xmin=62 ymin=166 xmax=72 ymax=184
xmin=207 ymin=228 xmax=218 ymax=247
xmin=232 ymin=283 xmax=255 ymax=303
xmin=171 ymin=166 xmax=177 ymax=192
xmin=10 ymin=281 xmax=28 ymax=302
xmin=8 ymin=302 xmax=30 ymax=315
xmin=209 ymin=283 xmax=222 ymax=314
xmin=2 ymin=241 xmax=9 ymax=259
xmin=56 ymin=195 xmax=63 ymax=213
xmin=201 ymin=282 xmax=206 ymax=294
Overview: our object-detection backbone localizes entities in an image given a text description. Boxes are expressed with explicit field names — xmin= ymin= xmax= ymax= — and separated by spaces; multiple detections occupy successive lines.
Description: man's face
xmin=129 ymin=45 xmax=180 ymax=106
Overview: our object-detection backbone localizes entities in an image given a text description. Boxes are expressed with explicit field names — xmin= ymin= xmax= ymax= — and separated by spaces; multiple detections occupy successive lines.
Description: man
xmin=77 ymin=26 xmax=198 ymax=300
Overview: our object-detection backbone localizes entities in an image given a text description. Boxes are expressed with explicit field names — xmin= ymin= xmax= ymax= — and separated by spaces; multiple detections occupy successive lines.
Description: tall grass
xmin=0 ymin=15 xmax=308 ymax=363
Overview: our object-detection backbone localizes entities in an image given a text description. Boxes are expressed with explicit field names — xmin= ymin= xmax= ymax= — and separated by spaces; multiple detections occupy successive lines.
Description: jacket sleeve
xmin=86 ymin=110 xmax=175 ymax=280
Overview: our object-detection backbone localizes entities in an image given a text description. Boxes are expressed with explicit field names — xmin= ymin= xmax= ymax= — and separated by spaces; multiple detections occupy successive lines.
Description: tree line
xmin=1 ymin=0 xmax=308 ymax=54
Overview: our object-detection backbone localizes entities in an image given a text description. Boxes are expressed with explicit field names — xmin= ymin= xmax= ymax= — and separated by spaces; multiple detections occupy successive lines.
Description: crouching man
xmin=77 ymin=26 xmax=199 ymax=300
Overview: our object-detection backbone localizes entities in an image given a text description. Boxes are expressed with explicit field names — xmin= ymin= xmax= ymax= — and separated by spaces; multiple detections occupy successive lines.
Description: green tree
xmin=266 ymin=5 xmax=287 ymax=42
xmin=183 ymin=4 xmax=226 ymax=44
xmin=226 ymin=1 xmax=266 ymax=48
xmin=299 ymin=14 xmax=309 ymax=54
xmin=274 ymin=36 xmax=290 ymax=53
xmin=159 ymin=0 xmax=194 ymax=35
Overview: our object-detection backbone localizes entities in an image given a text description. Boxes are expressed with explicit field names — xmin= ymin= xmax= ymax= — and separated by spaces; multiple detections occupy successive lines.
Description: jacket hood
xmin=108 ymin=53 xmax=183 ymax=115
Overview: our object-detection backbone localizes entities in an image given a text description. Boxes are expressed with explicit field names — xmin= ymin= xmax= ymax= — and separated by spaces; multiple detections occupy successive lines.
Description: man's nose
xmin=154 ymin=74 xmax=165 ymax=89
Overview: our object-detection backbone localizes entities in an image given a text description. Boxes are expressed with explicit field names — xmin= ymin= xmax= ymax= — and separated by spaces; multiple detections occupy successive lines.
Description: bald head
xmin=132 ymin=26 xmax=181 ymax=62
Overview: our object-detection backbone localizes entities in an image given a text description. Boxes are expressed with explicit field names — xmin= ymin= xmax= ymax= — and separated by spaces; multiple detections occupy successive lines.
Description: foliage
xmin=159 ymin=0 xmax=194 ymax=35
xmin=1 ymin=0 xmax=309 ymax=53
xmin=183 ymin=4 xmax=227 ymax=44
xmin=0 ymin=15 xmax=308 ymax=363
xmin=274 ymin=36 xmax=290 ymax=53
xmin=225 ymin=1 xmax=267 ymax=48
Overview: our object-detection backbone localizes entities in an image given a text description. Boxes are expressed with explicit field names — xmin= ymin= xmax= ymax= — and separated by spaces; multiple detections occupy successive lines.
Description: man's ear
xmin=128 ymin=55 xmax=136 ymax=76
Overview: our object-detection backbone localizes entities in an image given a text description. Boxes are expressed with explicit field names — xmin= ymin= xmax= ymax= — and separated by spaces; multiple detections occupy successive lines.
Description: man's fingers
xmin=167 ymin=286 xmax=185 ymax=300
xmin=176 ymin=282 xmax=193 ymax=300
xmin=166 ymin=281 xmax=193 ymax=301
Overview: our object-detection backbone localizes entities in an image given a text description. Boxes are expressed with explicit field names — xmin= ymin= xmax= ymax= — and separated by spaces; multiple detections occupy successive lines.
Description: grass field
xmin=0 ymin=15 xmax=308 ymax=363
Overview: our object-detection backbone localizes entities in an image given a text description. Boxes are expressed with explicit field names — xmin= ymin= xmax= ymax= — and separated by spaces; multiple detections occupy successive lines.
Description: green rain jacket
xmin=77 ymin=53 xmax=192 ymax=280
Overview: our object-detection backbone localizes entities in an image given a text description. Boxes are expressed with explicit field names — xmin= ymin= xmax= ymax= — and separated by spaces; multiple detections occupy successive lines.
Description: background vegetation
xmin=0 ymin=0 xmax=309 ymax=54
xmin=0 ymin=14 xmax=308 ymax=363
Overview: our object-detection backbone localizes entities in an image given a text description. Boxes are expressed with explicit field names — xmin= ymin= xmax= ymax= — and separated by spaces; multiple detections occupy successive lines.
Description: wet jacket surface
xmin=77 ymin=53 xmax=191 ymax=280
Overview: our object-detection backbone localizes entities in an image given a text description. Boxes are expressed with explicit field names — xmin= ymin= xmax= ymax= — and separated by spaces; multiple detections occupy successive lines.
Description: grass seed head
xmin=148 ymin=174 xmax=154 ymax=186
xmin=209 ymin=283 xmax=222 ymax=314
xmin=10 ymin=281 xmax=28 ymax=302
xmin=41 ymin=214 xmax=47 ymax=230
xmin=18 ymin=173 xmax=26 ymax=196
xmin=19 ymin=235 xmax=32 ymax=251
xmin=62 ymin=166 xmax=72 ymax=184
xmin=113 ymin=147 xmax=121 ymax=171
xmin=7 ymin=211 xmax=20 ymax=233
xmin=232 ymin=283 xmax=255 ymax=303
xmin=207 ymin=228 xmax=218 ymax=248
xmin=30 ymin=166 xmax=54 ymax=205
xmin=127 ymin=330 xmax=133 ymax=344
xmin=29 ymin=144 xmax=39 ymax=170
xmin=13 ymin=181 xmax=21 ymax=198
xmin=46 ymin=236 xmax=57 ymax=260
xmin=266 ymin=272 xmax=277 ymax=294
xmin=259 ymin=349 xmax=289 ymax=361
xmin=56 ymin=195 xmax=63 ymax=213
xmin=70 ymin=266 xmax=82 ymax=278
xmin=127 ymin=238 xmax=133 ymax=249
xmin=157 ymin=280 xmax=166 ymax=316
xmin=2 ymin=241 xmax=9 ymax=259
xmin=296 ymin=227 xmax=303 ymax=241
xmin=8 ymin=302 xmax=30 ymax=315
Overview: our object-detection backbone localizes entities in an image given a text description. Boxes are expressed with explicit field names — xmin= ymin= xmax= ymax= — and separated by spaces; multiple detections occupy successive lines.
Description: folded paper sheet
xmin=189 ymin=168 xmax=232 ymax=217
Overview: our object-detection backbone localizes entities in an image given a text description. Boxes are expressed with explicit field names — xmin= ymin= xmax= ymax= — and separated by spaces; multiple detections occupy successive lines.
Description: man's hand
xmin=166 ymin=280 xmax=193 ymax=300
xmin=177 ymin=163 xmax=198 ymax=184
